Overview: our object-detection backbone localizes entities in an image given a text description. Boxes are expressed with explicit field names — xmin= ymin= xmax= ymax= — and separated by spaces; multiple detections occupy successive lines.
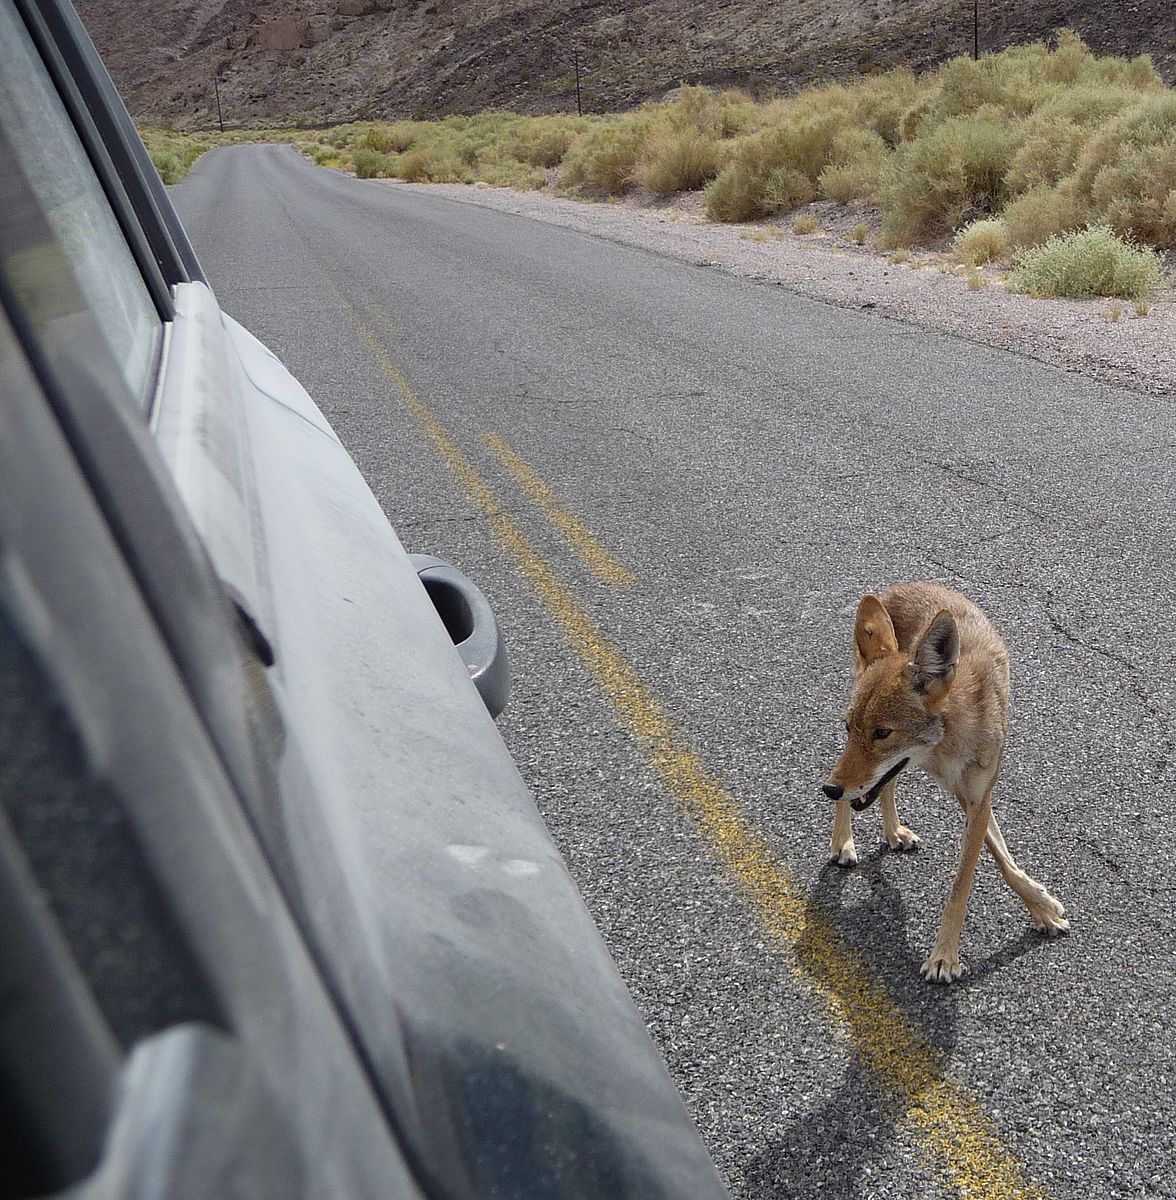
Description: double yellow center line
xmin=337 ymin=289 xmax=1045 ymax=1200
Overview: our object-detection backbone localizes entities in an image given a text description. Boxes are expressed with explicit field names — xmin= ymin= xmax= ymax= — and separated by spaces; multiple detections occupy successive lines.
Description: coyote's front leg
xmin=879 ymin=778 xmax=920 ymax=852
xmin=921 ymin=787 xmax=991 ymax=984
xmin=829 ymin=798 xmax=857 ymax=868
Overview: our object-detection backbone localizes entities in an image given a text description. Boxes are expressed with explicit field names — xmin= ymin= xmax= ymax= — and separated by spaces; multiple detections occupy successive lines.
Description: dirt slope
xmin=74 ymin=0 xmax=1175 ymax=129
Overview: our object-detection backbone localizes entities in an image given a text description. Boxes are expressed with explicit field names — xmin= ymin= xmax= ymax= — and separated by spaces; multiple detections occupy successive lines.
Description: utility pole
xmin=573 ymin=47 xmax=582 ymax=116
xmin=213 ymin=73 xmax=225 ymax=132
xmin=973 ymin=0 xmax=979 ymax=60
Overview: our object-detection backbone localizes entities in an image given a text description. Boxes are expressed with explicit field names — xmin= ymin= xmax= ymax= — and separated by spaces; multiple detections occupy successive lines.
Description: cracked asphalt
xmin=175 ymin=145 xmax=1176 ymax=1200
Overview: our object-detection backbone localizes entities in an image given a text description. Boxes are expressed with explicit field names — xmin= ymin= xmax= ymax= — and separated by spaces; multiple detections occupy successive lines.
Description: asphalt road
xmin=174 ymin=144 xmax=1176 ymax=1200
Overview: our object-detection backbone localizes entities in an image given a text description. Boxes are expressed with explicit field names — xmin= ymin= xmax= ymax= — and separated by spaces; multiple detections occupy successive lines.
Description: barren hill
xmin=74 ymin=0 xmax=1175 ymax=129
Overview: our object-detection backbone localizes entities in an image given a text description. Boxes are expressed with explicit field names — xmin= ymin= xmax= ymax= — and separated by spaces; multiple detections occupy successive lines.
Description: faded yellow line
xmin=482 ymin=433 xmax=636 ymax=588
xmin=334 ymin=285 xmax=1045 ymax=1200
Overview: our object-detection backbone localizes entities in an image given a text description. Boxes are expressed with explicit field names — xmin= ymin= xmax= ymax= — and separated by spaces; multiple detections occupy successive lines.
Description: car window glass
xmin=0 ymin=3 xmax=161 ymax=410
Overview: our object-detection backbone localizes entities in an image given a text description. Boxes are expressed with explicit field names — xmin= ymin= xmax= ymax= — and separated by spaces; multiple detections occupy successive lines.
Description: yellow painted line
xmin=332 ymin=285 xmax=1045 ymax=1200
xmin=482 ymin=433 xmax=636 ymax=588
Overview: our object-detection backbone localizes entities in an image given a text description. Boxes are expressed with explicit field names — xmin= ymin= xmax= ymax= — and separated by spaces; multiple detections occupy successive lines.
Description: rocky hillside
xmin=74 ymin=0 xmax=1175 ymax=129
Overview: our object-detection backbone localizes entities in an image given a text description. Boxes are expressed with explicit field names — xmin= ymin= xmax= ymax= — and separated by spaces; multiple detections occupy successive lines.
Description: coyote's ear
xmin=854 ymin=594 xmax=899 ymax=666
xmin=909 ymin=609 xmax=959 ymax=705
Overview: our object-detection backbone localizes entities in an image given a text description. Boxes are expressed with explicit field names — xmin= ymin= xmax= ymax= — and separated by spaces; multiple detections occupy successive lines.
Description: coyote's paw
xmin=830 ymin=841 xmax=858 ymax=869
xmin=885 ymin=825 xmax=921 ymax=853
xmin=1030 ymin=894 xmax=1070 ymax=938
xmin=920 ymin=947 xmax=965 ymax=984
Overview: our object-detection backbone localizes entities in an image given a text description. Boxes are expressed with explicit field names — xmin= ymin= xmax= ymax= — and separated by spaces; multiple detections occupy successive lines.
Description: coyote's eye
xmin=873 ymin=727 xmax=893 ymax=740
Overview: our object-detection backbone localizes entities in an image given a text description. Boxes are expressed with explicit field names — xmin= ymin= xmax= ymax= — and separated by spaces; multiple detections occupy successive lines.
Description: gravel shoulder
xmin=386 ymin=180 xmax=1176 ymax=399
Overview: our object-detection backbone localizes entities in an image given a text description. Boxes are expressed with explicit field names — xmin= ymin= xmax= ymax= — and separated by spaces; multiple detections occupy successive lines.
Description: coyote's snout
xmin=824 ymin=583 xmax=1069 ymax=984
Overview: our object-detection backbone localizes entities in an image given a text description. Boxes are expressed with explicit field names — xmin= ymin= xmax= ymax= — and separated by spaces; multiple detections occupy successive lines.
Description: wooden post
xmin=213 ymin=73 xmax=225 ymax=132
xmin=574 ymin=48 xmax=582 ymax=116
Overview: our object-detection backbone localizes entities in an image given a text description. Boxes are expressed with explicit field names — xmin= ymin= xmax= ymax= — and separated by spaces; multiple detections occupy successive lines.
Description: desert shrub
xmin=1007 ymin=118 xmax=1086 ymax=191
xmin=709 ymin=91 xmax=855 ymax=217
xmin=854 ymin=68 xmax=927 ymax=146
xmin=951 ymin=217 xmax=1011 ymax=264
xmin=829 ymin=126 xmax=889 ymax=166
xmin=1069 ymin=94 xmax=1176 ymax=245
xmin=504 ymin=116 xmax=586 ymax=167
xmin=363 ymin=122 xmax=416 ymax=153
xmin=476 ymin=158 xmax=547 ymax=189
xmin=151 ymin=150 xmax=184 ymax=184
xmin=1043 ymin=29 xmax=1160 ymax=90
xmin=634 ymin=128 xmax=723 ymax=194
xmin=762 ymin=165 xmax=814 ymax=212
xmin=817 ymin=127 xmax=892 ymax=203
xmin=818 ymin=164 xmax=864 ymax=204
xmin=1040 ymin=28 xmax=1093 ymax=86
xmin=882 ymin=113 xmax=1018 ymax=244
xmin=899 ymin=94 xmax=934 ymax=142
xmin=744 ymin=99 xmax=853 ymax=184
xmin=300 ymin=140 xmax=345 ymax=168
xmin=353 ymin=148 xmax=397 ymax=178
xmin=921 ymin=54 xmax=1029 ymax=124
xmin=142 ymin=128 xmax=210 ymax=184
xmin=413 ymin=149 xmax=471 ymax=183
xmin=704 ymin=159 xmax=814 ymax=222
xmin=703 ymin=162 xmax=769 ymax=221
xmin=1089 ymin=143 xmax=1176 ymax=245
xmin=792 ymin=214 xmax=819 ymax=234
xmin=717 ymin=90 xmax=762 ymax=137
xmin=666 ymin=85 xmax=725 ymax=131
xmin=1008 ymin=224 xmax=1163 ymax=297
xmin=1067 ymin=93 xmax=1176 ymax=186
xmin=1001 ymin=185 xmax=1085 ymax=246
xmin=561 ymin=120 xmax=649 ymax=193
xmin=395 ymin=148 xmax=431 ymax=182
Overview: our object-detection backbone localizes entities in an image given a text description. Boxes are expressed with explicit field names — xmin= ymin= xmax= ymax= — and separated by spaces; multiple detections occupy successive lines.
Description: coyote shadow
xmin=738 ymin=852 xmax=953 ymax=1198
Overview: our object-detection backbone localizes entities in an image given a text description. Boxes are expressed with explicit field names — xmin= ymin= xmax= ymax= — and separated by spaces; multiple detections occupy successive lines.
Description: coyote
xmin=822 ymin=582 xmax=1069 ymax=983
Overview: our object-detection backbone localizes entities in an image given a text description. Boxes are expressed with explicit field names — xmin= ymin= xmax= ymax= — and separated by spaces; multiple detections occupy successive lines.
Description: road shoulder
xmin=386 ymin=179 xmax=1176 ymax=400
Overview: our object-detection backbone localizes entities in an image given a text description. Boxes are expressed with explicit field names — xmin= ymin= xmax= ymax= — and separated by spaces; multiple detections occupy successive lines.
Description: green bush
xmin=142 ymin=128 xmax=210 ymax=184
xmin=300 ymin=140 xmax=344 ymax=167
xmin=635 ymin=128 xmax=723 ymax=194
xmin=504 ymin=116 xmax=586 ymax=167
xmin=1008 ymin=224 xmax=1163 ymax=297
xmin=853 ymin=68 xmax=927 ymax=146
xmin=561 ymin=121 xmax=649 ymax=193
xmin=476 ymin=159 xmax=547 ymax=189
xmin=716 ymin=91 xmax=762 ymax=138
xmin=398 ymin=149 xmax=431 ymax=182
xmin=951 ymin=217 xmax=1011 ymax=264
xmin=762 ymin=165 xmax=814 ymax=212
xmin=362 ymin=122 xmax=416 ymax=154
xmin=152 ymin=150 xmax=184 ymax=184
xmin=1075 ymin=94 xmax=1176 ymax=245
xmin=882 ymin=113 xmax=1017 ymax=244
xmin=743 ymin=100 xmax=853 ymax=185
xmin=817 ymin=127 xmax=893 ymax=203
xmin=703 ymin=162 xmax=769 ymax=221
xmin=1001 ymin=185 xmax=1085 ymax=247
xmin=1007 ymin=117 xmax=1087 ymax=191
xmin=353 ymin=148 xmax=397 ymax=178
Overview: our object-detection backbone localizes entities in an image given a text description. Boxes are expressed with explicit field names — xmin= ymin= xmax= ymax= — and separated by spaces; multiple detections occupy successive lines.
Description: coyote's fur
xmin=823 ymin=582 xmax=1069 ymax=983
